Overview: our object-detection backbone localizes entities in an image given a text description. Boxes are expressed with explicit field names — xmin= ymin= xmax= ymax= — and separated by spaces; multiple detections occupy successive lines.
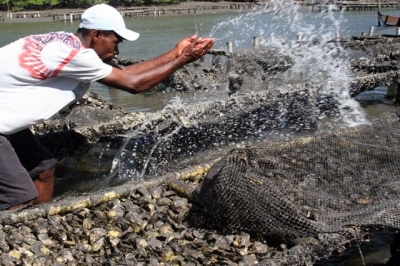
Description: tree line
xmin=0 ymin=0 xmax=249 ymax=11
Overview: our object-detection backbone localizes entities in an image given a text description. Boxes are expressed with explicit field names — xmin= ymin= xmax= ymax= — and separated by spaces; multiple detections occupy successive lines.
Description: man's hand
xmin=175 ymin=35 xmax=198 ymax=57
xmin=179 ymin=36 xmax=215 ymax=63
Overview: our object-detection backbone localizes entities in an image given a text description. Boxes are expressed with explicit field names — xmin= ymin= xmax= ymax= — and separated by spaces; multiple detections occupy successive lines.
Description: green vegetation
xmin=0 ymin=0 xmax=248 ymax=11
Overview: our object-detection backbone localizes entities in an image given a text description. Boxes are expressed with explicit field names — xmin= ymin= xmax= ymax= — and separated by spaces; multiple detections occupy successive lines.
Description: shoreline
xmin=0 ymin=1 xmax=264 ymax=24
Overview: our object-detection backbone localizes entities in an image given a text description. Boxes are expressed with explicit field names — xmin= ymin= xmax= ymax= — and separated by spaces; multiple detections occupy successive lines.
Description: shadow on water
xmin=53 ymin=140 xmax=123 ymax=196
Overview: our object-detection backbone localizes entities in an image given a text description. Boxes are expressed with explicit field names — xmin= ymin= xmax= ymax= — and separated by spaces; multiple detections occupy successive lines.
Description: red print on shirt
xmin=19 ymin=32 xmax=81 ymax=80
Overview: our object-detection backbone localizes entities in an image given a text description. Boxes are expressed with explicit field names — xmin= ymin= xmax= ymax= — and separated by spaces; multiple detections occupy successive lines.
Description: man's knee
xmin=0 ymin=131 xmax=57 ymax=209
xmin=0 ymin=134 xmax=38 ymax=210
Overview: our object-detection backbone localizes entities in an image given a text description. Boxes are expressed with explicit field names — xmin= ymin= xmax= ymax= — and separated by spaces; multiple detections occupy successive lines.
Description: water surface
xmin=1 ymin=8 xmax=399 ymax=113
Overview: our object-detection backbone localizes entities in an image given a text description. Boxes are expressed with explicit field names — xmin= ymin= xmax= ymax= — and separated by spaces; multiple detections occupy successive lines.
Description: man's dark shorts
xmin=0 ymin=129 xmax=57 ymax=210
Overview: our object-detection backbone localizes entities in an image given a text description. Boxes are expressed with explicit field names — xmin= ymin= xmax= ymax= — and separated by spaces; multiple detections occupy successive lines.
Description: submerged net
xmin=193 ymin=112 xmax=400 ymax=240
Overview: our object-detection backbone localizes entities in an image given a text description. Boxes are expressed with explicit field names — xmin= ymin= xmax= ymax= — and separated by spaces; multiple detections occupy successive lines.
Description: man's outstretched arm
xmin=99 ymin=35 xmax=214 ymax=93
xmin=121 ymin=35 xmax=199 ymax=74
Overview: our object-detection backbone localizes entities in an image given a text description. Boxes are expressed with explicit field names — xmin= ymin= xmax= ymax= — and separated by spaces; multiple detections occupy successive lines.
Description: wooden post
xmin=297 ymin=33 xmax=303 ymax=41
xmin=253 ymin=36 xmax=259 ymax=49
xmin=227 ymin=42 xmax=233 ymax=53
xmin=369 ymin=26 xmax=374 ymax=36
xmin=378 ymin=0 xmax=381 ymax=26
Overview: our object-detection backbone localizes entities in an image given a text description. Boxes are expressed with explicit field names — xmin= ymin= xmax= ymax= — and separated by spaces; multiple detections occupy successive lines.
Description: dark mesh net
xmin=193 ymin=112 xmax=400 ymax=240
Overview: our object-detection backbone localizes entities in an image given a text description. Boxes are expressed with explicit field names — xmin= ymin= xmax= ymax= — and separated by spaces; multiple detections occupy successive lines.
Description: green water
xmin=1 ymin=9 xmax=399 ymax=114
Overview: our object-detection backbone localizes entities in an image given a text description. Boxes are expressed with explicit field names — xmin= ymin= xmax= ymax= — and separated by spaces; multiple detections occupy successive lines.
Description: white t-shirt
xmin=0 ymin=31 xmax=113 ymax=134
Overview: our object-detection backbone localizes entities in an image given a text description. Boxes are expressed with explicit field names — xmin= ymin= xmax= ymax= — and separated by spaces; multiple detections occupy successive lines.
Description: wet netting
xmin=193 ymin=112 xmax=400 ymax=241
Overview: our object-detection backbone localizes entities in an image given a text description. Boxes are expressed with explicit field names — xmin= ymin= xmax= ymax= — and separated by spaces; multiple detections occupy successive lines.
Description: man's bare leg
xmin=32 ymin=166 xmax=55 ymax=204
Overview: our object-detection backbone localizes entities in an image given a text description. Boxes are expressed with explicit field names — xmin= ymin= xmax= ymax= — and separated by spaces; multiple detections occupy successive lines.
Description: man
xmin=0 ymin=4 xmax=214 ymax=211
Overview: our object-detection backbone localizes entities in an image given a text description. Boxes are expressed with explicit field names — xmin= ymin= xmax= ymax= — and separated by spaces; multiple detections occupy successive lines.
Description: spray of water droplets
xmin=107 ymin=1 xmax=368 ymax=183
xmin=207 ymin=0 xmax=367 ymax=127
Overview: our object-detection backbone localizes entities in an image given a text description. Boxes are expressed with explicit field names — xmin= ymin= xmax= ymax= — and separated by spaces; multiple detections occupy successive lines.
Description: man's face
xmin=93 ymin=31 xmax=123 ymax=61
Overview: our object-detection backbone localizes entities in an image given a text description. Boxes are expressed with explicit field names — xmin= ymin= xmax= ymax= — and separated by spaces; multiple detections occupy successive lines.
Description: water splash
xmin=107 ymin=0 xmax=368 ymax=184
xmin=208 ymin=0 xmax=366 ymax=127
xmin=105 ymin=97 xmax=203 ymax=186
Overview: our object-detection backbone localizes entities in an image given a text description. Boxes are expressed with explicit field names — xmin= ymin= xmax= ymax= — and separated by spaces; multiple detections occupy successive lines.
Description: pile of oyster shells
xmin=0 ymin=177 xmax=372 ymax=265
xmin=0 ymin=183 xmax=275 ymax=265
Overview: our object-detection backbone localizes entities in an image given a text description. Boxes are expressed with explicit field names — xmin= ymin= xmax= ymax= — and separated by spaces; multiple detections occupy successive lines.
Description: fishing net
xmin=192 ymin=112 xmax=400 ymax=241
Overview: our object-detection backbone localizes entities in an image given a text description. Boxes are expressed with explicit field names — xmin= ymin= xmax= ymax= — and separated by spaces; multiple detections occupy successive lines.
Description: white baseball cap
xmin=79 ymin=4 xmax=140 ymax=41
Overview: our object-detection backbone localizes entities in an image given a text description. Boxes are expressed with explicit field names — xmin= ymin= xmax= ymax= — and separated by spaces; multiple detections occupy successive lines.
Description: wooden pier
xmin=1 ymin=0 xmax=394 ymax=22
xmin=2 ymin=10 xmax=82 ymax=21
xmin=295 ymin=0 xmax=400 ymax=12
xmin=0 ymin=3 xmax=256 ymax=23
xmin=52 ymin=13 xmax=82 ymax=21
